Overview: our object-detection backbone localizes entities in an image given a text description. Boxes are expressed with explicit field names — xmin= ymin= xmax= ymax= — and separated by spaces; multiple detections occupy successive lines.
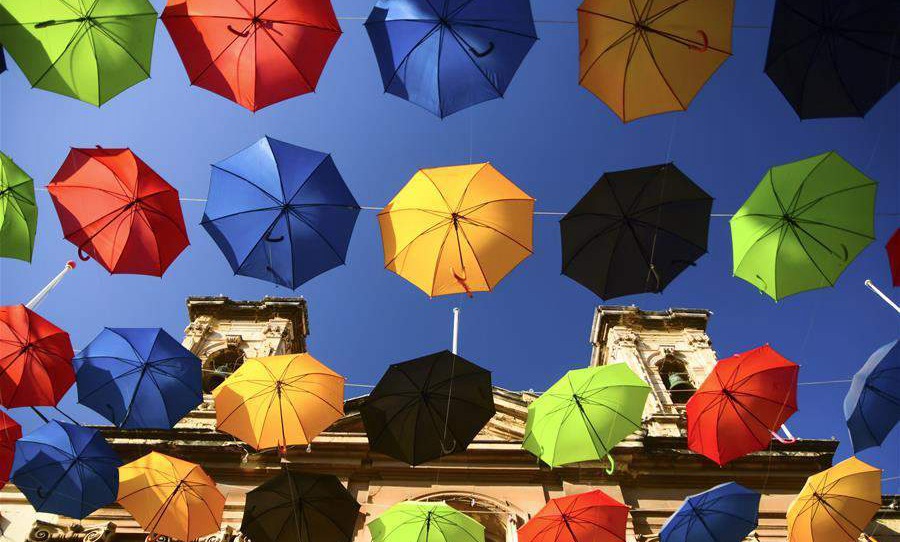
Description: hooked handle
xmin=469 ymin=41 xmax=494 ymax=58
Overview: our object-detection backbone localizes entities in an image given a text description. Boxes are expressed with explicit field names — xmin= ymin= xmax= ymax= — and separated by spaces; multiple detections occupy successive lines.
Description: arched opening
xmin=658 ymin=357 xmax=695 ymax=405
xmin=416 ymin=494 xmax=525 ymax=542
xmin=202 ymin=347 xmax=245 ymax=393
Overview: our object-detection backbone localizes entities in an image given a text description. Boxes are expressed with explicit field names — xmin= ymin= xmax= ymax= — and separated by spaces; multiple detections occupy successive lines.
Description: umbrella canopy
xmin=0 ymin=0 xmax=156 ymax=105
xmin=686 ymin=345 xmax=799 ymax=466
xmin=370 ymin=501 xmax=485 ymax=542
xmin=766 ymin=0 xmax=900 ymax=119
xmin=0 ymin=410 xmax=21 ymax=490
xmin=0 ymin=152 xmax=37 ymax=262
xmin=378 ymin=163 xmax=534 ymax=297
xmin=844 ymin=339 xmax=900 ymax=453
xmin=787 ymin=456 xmax=882 ymax=542
xmin=202 ymin=137 xmax=360 ymax=289
xmin=213 ymin=353 xmax=344 ymax=451
xmin=660 ymin=482 xmax=760 ymax=542
xmin=888 ymin=229 xmax=900 ymax=287
xmin=0 ymin=304 xmax=74 ymax=408
xmin=118 ymin=451 xmax=225 ymax=541
xmin=161 ymin=0 xmax=341 ymax=112
xmin=242 ymin=470 xmax=361 ymax=542
xmin=73 ymin=327 xmax=202 ymax=429
xmin=48 ymin=147 xmax=190 ymax=276
xmin=365 ymin=0 xmax=537 ymax=118
xmin=0 ymin=45 xmax=6 ymax=74
xmin=522 ymin=364 xmax=650 ymax=469
xmin=360 ymin=350 xmax=495 ymax=466
xmin=11 ymin=421 xmax=121 ymax=519
xmin=561 ymin=163 xmax=712 ymax=300
xmin=517 ymin=489 xmax=629 ymax=542
xmin=578 ymin=0 xmax=734 ymax=122
xmin=731 ymin=152 xmax=876 ymax=300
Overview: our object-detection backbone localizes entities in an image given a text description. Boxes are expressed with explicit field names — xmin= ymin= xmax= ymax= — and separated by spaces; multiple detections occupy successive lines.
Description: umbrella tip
xmin=66 ymin=260 xmax=76 ymax=269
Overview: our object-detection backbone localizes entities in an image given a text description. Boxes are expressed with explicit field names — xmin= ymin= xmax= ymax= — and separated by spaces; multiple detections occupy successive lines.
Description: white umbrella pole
xmin=864 ymin=279 xmax=900 ymax=315
xmin=26 ymin=261 xmax=76 ymax=310
xmin=451 ymin=307 xmax=460 ymax=355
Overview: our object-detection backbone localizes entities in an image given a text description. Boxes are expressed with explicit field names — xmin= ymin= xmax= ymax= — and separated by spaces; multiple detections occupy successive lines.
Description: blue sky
xmin=1 ymin=0 xmax=898 ymax=490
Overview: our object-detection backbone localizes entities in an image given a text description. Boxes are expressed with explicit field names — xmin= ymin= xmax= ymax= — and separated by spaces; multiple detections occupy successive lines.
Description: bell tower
xmin=589 ymin=306 xmax=717 ymax=437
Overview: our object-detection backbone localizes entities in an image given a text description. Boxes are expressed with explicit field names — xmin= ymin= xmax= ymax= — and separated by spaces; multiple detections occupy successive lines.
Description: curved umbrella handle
xmin=469 ymin=41 xmax=495 ymax=58
xmin=78 ymin=247 xmax=92 ymax=261
xmin=440 ymin=435 xmax=457 ymax=455
xmin=266 ymin=234 xmax=285 ymax=243
xmin=452 ymin=267 xmax=473 ymax=298
xmin=605 ymin=453 xmax=615 ymax=475
xmin=687 ymin=30 xmax=709 ymax=52
xmin=228 ymin=24 xmax=250 ymax=37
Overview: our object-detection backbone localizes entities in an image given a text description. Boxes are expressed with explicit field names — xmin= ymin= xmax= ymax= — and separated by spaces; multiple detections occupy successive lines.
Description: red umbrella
xmin=518 ymin=490 xmax=629 ymax=542
xmin=0 ymin=305 xmax=75 ymax=408
xmin=161 ymin=0 xmax=342 ymax=112
xmin=686 ymin=345 xmax=799 ymax=466
xmin=888 ymin=228 xmax=900 ymax=287
xmin=0 ymin=410 xmax=21 ymax=490
xmin=48 ymin=148 xmax=189 ymax=276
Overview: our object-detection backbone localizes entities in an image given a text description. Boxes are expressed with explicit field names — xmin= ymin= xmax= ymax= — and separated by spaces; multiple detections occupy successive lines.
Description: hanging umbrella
xmin=365 ymin=0 xmax=537 ymax=118
xmin=213 ymin=353 xmax=344 ymax=451
xmin=844 ymin=339 xmax=900 ymax=453
xmin=731 ymin=152 xmax=877 ymax=300
xmin=47 ymin=147 xmax=190 ymax=276
xmin=0 ymin=45 xmax=6 ymax=74
xmin=578 ymin=0 xmax=734 ymax=122
xmin=11 ymin=421 xmax=121 ymax=519
xmin=0 ymin=411 xmax=21 ymax=490
xmin=517 ymin=489 xmax=629 ymax=542
xmin=73 ymin=327 xmax=202 ymax=429
xmin=787 ymin=456 xmax=882 ymax=542
xmin=0 ymin=0 xmax=156 ymax=105
xmin=370 ymin=501 xmax=485 ymax=542
xmin=659 ymin=482 xmax=760 ymax=542
xmin=378 ymin=163 xmax=534 ymax=297
xmin=686 ymin=345 xmax=799 ymax=466
xmin=0 ymin=304 xmax=74 ymax=408
xmin=561 ymin=163 xmax=713 ymax=300
xmin=360 ymin=350 xmax=495 ymax=466
xmin=888 ymin=229 xmax=900 ymax=287
xmin=765 ymin=0 xmax=900 ymax=119
xmin=242 ymin=470 xmax=361 ymax=542
xmin=0 ymin=152 xmax=37 ymax=263
xmin=161 ymin=0 xmax=341 ymax=112
xmin=202 ymin=137 xmax=360 ymax=289
xmin=118 ymin=452 xmax=225 ymax=541
xmin=522 ymin=364 xmax=650 ymax=470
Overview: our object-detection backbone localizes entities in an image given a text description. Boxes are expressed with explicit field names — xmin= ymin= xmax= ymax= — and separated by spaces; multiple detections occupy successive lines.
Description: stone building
xmin=1 ymin=298 xmax=897 ymax=542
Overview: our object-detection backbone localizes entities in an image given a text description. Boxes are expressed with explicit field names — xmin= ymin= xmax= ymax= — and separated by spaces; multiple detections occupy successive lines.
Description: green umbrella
xmin=0 ymin=152 xmax=37 ymax=262
xmin=731 ymin=152 xmax=877 ymax=301
xmin=369 ymin=502 xmax=485 ymax=542
xmin=522 ymin=364 xmax=650 ymax=471
xmin=0 ymin=0 xmax=157 ymax=106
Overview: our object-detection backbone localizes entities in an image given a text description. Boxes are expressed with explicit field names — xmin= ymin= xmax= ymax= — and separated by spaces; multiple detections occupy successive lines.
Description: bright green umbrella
xmin=522 ymin=364 xmax=650 ymax=471
xmin=0 ymin=0 xmax=157 ymax=106
xmin=731 ymin=152 xmax=877 ymax=301
xmin=0 ymin=152 xmax=37 ymax=262
xmin=369 ymin=502 xmax=485 ymax=542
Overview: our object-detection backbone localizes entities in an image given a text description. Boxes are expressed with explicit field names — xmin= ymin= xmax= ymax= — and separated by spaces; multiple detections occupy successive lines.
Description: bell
xmin=667 ymin=373 xmax=694 ymax=391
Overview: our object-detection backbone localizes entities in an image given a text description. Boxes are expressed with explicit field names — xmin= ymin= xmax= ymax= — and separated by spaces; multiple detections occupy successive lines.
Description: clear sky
xmin=1 ymin=0 xmax=898 ymax=491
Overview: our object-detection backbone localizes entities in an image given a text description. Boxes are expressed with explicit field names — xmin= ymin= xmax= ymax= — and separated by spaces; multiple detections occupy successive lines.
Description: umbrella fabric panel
xmin=844 ymin=339 xmax=900 ymax=452
xmin=0 ymin=152 xmax=37 ymax=262
xmin=0 ymin=410 xmax=21 ymax=490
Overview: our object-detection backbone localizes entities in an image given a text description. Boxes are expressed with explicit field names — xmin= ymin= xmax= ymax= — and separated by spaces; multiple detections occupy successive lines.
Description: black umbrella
xmin=0 ymin=46 xmax=6 ymax=74
xmin=241 ymin=470 xmax=361 ymax=542
xmin=360 ymin=350 xmax=495 ymax=466
xmin=765 ymin=0 xmax=900 ymax=119
xmin=560 ymin=163 xmax=712 ymax=300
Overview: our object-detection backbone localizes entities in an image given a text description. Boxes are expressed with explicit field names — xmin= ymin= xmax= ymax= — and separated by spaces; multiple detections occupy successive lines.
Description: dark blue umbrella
xmin=844 ymin=339 xmax=900 ymax=453
xmin=73 ymin=328 xmax=202 ymax=429
xmin=11 ymin=421 xmax=121 ymax=519
xmin=660 ymin=482 xmax=760 ymax=542
xmin=365 ymin=0 xmax=538 ymax=118
xmin=202 ymin=137 xmax=360 ymax=289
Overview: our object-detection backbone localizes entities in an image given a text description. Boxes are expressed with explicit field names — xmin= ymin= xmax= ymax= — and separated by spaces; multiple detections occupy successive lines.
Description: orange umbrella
xmin=378 ymin=163 xmax=534 ymax=297
xmin=578 ymin=0 xmax=734 ymax=122
xmin=787 ymin=456 xmax=882 ymax=542
xmin=117 ymin=452 xmax=225 ymax=541
xmin=213 ymin=353 xmax=345 ymax=451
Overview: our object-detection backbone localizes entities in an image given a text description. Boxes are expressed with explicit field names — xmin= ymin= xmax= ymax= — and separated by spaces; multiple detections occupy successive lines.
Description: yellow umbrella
xmin=117 ymin=452 xmax=225 ymax=541
xmin=213 ymin=353 xmax=345 ymax=451
xmin=578 ymin=0 xmax=734 ymax=122
xmin=787 ymin=456 xmax=882 ymax=542
xmin=378 ymin=163 xmax=534 ymax=297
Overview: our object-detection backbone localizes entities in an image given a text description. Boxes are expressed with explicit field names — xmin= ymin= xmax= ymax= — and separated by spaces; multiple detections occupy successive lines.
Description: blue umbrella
xmin=844 ymin=339 xmax=900 ymax=453
xmin=660 ymin=482 xmax=760 ymax=542
xmin=365 ymin=0 xmax=538 ymax=118
xmin=202 ymin=137 xmax=360 ymax=289
xmin=73 ymin=328 xmax=202 ymax=429
xmin=11 ymin=421 xmax=121 ymax=519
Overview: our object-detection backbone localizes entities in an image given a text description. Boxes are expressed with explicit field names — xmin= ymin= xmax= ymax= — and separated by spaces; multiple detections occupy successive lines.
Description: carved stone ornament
xmin=224 ymin=335 xmax=243 ymax=348
xmin=185 ymin=317 xmax=213 ymax=338
xmin=27 ymin=521 xmax=115 ymax=542
xmin=613 ymin=330 xmax=637 ymax=348
xmin=153 ymin=527 xmax=246 ymax=542
xmin=264 ymin=321 xmax=288 ymax=339
xmin=687 ymin=332 xmax=711 ymax=349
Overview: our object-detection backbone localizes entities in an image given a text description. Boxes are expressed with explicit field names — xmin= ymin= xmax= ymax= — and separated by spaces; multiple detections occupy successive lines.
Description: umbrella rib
xmin=453 ymin=163 xmax=489 ymax=214
xmin=383 ymin=218 xmax=452 ymax=270
xmin=285 ymin=207 xmax=346 ymax=263
xmin=793 ymin=217 xmax=875 ymax=240
xmin=732 ymin=221 xmax=787 ymax=278
xmin=46 ymin=183 xmax=132 ymax=202
xmin=380 ymin=22 xmax=443 ymax=95
xmin=28 ymin=19 xmax=92 ymax=90
xmin=456 ymin=222 xmax=492 ymax=290
xmin=202 ymin=205 xmax=283 ymax=224
xmin=636 ymin=31 xmax=687 ymax=109
xmin=209 ymin=165 xmax=283 ymax=205
xmin=457 ymin=197 xmax=536 ymax=216
xmin=445 ymin=27 xmax=504 ymax=97
xmin=188 ymin=21 xmax=255 ymax=86
xmin=418 ymin=169 xmax=456 ymax=212
xmin=792 ymin=183 xmax=877 ymax=218
xmin=458 ymin=215 xmax=532 ymax=253
xmin=577 ymin=21 xmax=637 ymax=86
xmin=825 ymin=38 xmax=865 ymax=115
xmin=283 ymin=153 xmax=331 ymax=203
xmin=259 ymin=25 xmax=316 ymax=92
xmin=786 ymin=224 xmax=839 ymax=285
xmin=89 ymin=17 xmax=154 ymax=79
xmin=452 ymin=20 xmax=538 ymax=40
xmin=628 ymin=215 xmax=709 ymax=253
